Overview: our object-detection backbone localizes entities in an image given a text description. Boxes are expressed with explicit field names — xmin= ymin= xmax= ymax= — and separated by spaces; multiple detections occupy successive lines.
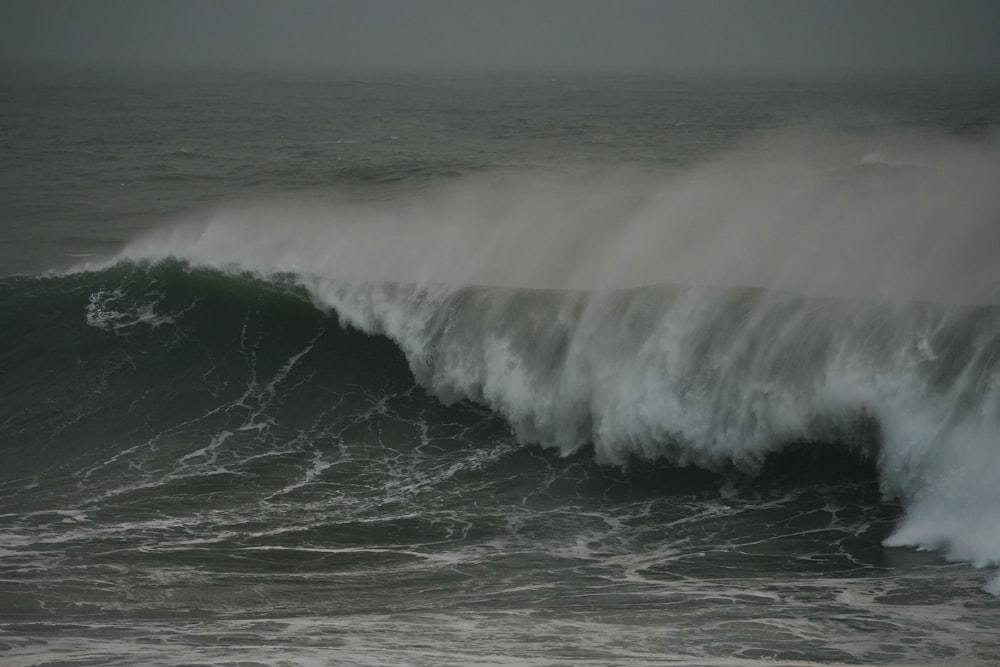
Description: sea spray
xmin=76 ymin=127 xmax=1000 ymax=589
xmin=93 ymin=129 xmax=1000 ymax=302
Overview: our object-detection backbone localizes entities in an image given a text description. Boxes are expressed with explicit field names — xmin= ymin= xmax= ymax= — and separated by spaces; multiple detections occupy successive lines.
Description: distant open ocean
xmin=2 ymin=71 xmax=1000 ymax=666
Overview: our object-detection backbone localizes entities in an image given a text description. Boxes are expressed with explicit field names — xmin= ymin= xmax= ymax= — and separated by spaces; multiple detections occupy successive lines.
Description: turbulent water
xmin=2 ymin=72 xmax=1000 ymax=665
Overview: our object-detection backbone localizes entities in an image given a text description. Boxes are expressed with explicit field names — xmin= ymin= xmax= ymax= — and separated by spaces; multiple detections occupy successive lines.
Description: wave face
xmin=50 ymin=129 xmax=1000 ymax=596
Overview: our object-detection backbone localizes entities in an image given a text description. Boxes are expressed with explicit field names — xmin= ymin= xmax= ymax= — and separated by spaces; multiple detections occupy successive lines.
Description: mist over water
xmin=107 ymin=128 xmax=1000 ymax=303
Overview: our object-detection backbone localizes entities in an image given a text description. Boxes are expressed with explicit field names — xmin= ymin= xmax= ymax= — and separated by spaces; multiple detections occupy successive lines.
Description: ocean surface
xmin=2 ymin=70 xmax=1000 ymax=666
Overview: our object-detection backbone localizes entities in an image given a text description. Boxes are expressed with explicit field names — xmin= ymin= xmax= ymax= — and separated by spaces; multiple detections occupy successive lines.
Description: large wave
xmin=70 ymin=129 xmax=1000 ymax=591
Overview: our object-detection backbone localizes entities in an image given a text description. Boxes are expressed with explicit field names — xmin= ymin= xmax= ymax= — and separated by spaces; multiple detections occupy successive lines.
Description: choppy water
xmin=2 ymin=71 xmax=1000 ymax=665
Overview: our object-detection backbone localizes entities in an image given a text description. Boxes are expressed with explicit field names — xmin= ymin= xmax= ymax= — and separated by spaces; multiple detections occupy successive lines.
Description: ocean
xmin=1 ymin=71 xmax=999 ymax=666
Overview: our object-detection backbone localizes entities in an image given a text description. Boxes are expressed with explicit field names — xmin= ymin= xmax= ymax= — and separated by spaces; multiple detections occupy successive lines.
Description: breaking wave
xmin=50 ymin=129 xmax=1000 ymax=591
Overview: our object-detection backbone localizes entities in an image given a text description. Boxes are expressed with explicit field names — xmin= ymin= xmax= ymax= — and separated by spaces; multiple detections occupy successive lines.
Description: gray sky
xmin=1 ymin=0 xmax=998 ymax=75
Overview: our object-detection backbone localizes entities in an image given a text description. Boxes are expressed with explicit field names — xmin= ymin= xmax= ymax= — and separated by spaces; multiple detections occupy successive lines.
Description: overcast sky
xmin=1 ymin=0 xmax=998 ymax=75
